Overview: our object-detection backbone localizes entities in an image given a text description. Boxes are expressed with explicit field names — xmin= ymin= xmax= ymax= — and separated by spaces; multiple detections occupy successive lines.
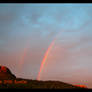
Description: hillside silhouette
xmin=0 ymin=65 xmax=87 ymax=89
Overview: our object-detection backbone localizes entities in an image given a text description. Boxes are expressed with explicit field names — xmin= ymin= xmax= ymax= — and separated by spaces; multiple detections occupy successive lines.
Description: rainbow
xmin=18 ymin=38 xmax=56 ymax=79
xmin=36 ymin=31 xmax=62 ymax=80
xmin=37 ymin=38 xmax=56 ymax=80
xmin=18 ymin=42 xmax=30 ymax=72
xmin=18 ymin=31 xmax=62 ymax=79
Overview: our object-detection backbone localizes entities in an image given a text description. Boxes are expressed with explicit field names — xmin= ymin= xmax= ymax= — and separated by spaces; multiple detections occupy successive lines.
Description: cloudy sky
xmin=0 ymin=4 xmax=92 ymax=88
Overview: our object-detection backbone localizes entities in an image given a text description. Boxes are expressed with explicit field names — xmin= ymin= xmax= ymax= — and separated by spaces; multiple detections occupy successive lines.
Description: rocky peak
xmin=0 ymin=65 xmax=16 ymax=80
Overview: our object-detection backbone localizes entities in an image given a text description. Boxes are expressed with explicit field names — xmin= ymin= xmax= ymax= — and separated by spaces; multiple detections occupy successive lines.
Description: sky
xmin=0 ymin=4 xmax=92 ymax=88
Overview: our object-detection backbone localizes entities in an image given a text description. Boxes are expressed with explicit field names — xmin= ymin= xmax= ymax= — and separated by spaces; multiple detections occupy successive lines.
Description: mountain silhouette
xmin=0 ymin=65 xmax=87 ymax=89
xmin=0 ymin=66 xmax=16 ymax=80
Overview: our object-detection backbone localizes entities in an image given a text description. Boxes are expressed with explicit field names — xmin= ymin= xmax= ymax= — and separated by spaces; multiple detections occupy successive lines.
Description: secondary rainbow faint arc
xmin=19 ymin=47 xmax=28 ymax=71
xmin=18 ymin=41 xmax=30 ymax=72
xmin=37 ymin=38 xmax=56 ymax=80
